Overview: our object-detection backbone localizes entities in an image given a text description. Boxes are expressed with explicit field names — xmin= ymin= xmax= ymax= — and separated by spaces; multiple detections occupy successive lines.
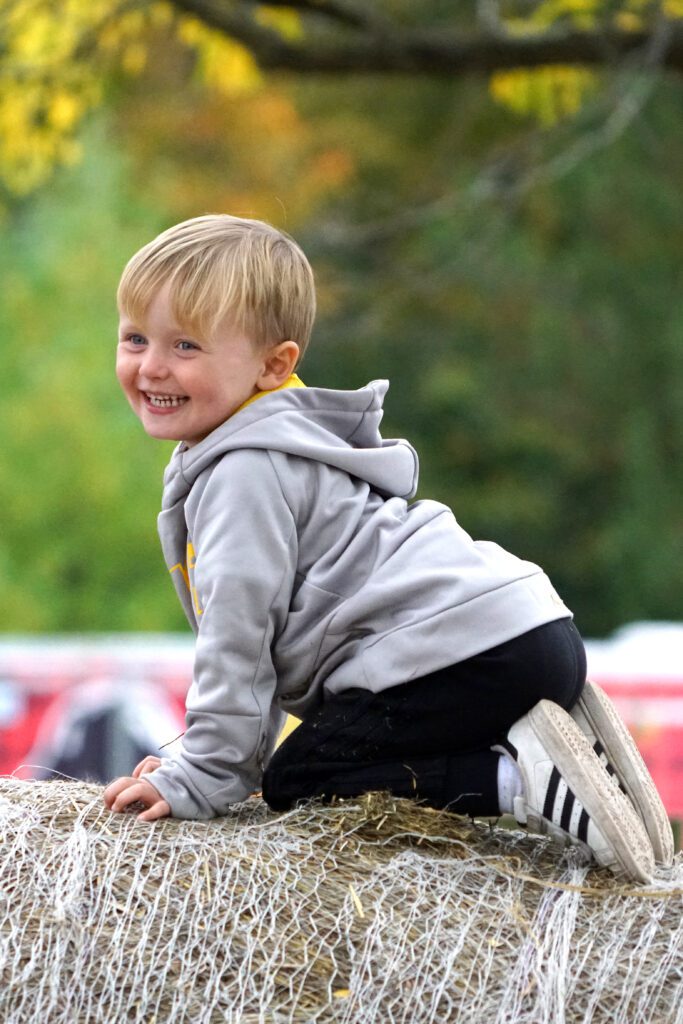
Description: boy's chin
xmin=139 ymin=420 xmax=184 ymax=443
xmin=140 ymin=421 xmax=212 ymax=448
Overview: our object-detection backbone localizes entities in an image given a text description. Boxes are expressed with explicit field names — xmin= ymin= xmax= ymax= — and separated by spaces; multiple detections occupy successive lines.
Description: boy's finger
xmin=137 ymin=800 xmax=171 ymax=823
xmin=110 ymin=781 xmax=148 ymax=813
xmin=132 ymin=756 xmax=161 ymax=779
xmin=110 ymin=786 xmax=137 ymax=813
xmin=103 ymin=776 xmax=134 ymax=808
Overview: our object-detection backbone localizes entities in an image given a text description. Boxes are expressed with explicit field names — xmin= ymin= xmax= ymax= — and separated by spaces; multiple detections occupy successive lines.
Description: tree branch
xmin=311 ymin=18 xmax=673 ymax=251
xmin=169 ymin=0 xmax=683 ymax=75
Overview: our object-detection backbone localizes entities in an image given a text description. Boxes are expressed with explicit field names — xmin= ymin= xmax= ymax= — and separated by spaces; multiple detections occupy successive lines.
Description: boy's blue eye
xmin=128 ymin=334 xmax=146 ymax=346
xmin=177 ymin=340 xmax=198 ymax=351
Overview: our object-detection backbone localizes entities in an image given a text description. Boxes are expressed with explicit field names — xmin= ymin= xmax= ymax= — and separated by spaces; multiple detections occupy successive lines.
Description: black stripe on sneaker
xmin=577 ymin=808 xmax=590 ymax=844
xmin=593 ymin=740 xmax=626 ymax=792
xmin=543 ymin=766 xmax=562 ymax=821
xmin=594 ymin=740 xmax=616 ymax=775
xmin=560 ymin=786 xmax=576 ymax=833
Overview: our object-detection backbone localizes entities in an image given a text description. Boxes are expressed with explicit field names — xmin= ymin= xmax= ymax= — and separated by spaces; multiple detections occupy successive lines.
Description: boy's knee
xmin=262 ymin=762 xmax=317 ymax=811
xmin=261 ymin=769 xmax=292 ymax=811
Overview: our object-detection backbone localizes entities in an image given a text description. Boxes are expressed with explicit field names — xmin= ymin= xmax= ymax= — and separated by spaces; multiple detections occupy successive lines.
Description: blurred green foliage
xmin=1 ymin=29 xmax=681 ymax=637
xmin=0 ymin=129 xmax=185 ymax=630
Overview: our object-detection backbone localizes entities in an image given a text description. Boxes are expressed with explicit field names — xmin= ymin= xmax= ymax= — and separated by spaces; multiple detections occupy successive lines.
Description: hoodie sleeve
xmin=144 ymin=449 xmax=296 ymax=819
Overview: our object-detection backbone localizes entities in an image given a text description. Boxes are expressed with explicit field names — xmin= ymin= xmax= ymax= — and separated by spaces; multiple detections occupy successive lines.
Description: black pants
xmin=262 ymin=618 xmax=587 ymax=817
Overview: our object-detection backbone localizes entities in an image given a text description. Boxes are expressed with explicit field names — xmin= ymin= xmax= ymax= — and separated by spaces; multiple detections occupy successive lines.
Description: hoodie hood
xmin=162 ymin=379 xmax=419 ymax=508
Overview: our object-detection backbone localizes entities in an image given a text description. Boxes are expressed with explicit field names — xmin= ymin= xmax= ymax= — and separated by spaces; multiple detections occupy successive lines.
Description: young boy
xmin=104 ymin=215 xmax=673 ymax=883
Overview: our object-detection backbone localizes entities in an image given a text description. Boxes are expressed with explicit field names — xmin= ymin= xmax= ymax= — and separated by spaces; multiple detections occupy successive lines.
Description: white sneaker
xmin=571 ymin=680 xmax=674 ymax=866
xmin=494 ymin=699 xmax=655 ymax=883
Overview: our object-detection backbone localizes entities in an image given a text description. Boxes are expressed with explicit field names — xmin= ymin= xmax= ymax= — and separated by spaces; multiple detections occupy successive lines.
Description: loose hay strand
xmin=0 ymin=779 xmax=681 ymax=1024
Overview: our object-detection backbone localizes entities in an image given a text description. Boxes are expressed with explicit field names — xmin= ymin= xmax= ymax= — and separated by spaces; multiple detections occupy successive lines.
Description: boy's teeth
xmin=147 ymin=394 xmax=187 ymax=408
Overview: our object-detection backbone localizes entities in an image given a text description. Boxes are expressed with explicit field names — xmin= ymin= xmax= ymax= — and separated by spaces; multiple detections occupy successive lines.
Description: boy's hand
xmin=103 ymin=775 xmax=171 ymax=822
xmin=132 ymin=755 xmax=163 ymax=778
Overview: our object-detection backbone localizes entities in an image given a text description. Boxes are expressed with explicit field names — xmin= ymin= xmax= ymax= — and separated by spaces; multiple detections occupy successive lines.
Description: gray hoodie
xmin=145 ymin=379 xmax=570 ymax=818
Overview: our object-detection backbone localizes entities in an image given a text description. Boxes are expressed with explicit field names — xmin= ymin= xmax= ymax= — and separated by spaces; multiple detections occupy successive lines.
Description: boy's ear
xmin=257 ymin=340 xmax=300 ymax=390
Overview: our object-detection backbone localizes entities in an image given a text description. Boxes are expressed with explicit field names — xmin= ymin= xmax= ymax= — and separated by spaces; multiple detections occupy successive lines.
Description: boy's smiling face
xmin=117 ymin=280 xmax=292 ymax=447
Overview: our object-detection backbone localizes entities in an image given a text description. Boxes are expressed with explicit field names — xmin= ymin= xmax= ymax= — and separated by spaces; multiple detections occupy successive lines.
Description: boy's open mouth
xmin=145 ymin=392 xmax=189 ymax=409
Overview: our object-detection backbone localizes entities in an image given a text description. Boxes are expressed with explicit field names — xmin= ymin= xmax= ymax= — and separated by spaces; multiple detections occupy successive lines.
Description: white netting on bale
xmin=0 ymin=779 xmax=681 ymax=1024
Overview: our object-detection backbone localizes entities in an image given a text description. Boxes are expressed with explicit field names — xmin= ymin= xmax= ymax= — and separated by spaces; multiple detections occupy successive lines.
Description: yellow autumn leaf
xmin=528 ymin=0 xmax=601 ymax=30
xmin=614 ymin=10 xmax=645 ymax=30
xmin=121 ymin=42 xmax=148 ymax=75
xmin=48 ymin=91 xmax=83 ymax=131
xmin=490 ymin=66 xmax=596 ymax=126
xmin=255 ymin=6 xmax=303 ymax=41
xmin=176 ymin=16 xmax=263 ymax=95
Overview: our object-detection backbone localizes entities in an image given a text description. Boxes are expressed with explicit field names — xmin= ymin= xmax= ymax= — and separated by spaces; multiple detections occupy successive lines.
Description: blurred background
xmin=0 ymin=1 xmax=681 ymax=821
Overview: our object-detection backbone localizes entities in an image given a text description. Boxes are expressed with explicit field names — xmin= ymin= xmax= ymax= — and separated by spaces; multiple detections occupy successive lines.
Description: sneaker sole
xmin=527 ymin=700 xmax=654 ymax=883
xmin=574 ymin=681 xmax=674 ymax=866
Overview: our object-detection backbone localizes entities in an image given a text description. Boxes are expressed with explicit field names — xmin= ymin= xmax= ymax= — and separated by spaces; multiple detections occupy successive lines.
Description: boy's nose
xmin=138 ymin=348 xmax=170 ymax=381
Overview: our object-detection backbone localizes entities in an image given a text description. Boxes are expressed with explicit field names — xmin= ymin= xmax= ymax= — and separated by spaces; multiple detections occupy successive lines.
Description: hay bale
xmin=0 ymin=779 xmax=681 ymax=1023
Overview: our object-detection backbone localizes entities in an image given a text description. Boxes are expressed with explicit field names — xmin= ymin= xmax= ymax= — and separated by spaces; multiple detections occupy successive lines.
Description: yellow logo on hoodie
xmin=169 ymin=541 xmax=203 ymax=616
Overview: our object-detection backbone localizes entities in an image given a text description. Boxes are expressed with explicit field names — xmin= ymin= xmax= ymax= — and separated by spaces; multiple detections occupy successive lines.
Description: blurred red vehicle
xmin=583 ymin=622 xmax=683 ymax=820
xmin=0 ymin=636 xmax=191 ymax=784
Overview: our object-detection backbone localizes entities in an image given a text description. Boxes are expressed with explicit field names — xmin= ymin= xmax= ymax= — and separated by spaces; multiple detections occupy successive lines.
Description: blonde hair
xmin=117 ymin=214 xmax=316 ymax=357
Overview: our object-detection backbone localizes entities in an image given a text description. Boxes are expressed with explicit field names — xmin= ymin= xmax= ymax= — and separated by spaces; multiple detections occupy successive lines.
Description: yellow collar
xmin=236 ymin=373 xmax=306 ymax=415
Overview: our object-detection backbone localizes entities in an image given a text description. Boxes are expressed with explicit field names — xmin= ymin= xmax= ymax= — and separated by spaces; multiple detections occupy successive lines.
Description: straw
xmin=0 ymin=779 xmax=681 ymax=1023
